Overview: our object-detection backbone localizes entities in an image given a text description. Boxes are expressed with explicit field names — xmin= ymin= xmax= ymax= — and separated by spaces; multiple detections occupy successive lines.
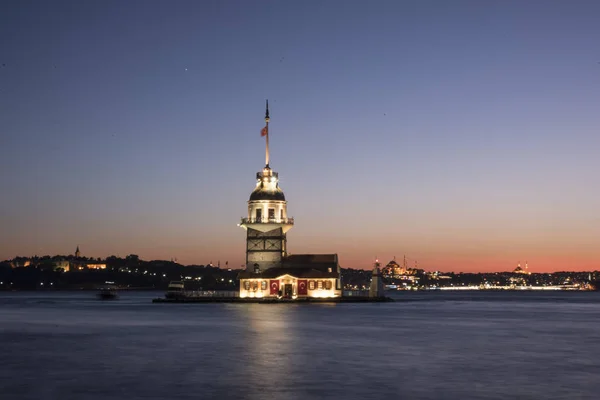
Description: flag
xmin=261 ymin=125 xmax=268 ymax=137
xmin=269 ymin=280 xmax=279 ymax=295
xmin=297 ymin=279 xmax=308 ymax=295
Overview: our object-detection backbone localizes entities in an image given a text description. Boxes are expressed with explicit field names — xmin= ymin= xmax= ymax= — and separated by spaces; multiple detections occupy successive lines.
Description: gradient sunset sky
xmin=1 ymin=1 xmax=599 ymax=272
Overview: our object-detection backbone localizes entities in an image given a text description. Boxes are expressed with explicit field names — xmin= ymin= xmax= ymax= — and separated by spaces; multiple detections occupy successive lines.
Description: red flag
xmin=297 ymin=279 xmax=308 ymax=295
xmin=269 ymin=280 xmax=279 ymax=295
xmin=261 ymin=125 xmax=268 ymax=137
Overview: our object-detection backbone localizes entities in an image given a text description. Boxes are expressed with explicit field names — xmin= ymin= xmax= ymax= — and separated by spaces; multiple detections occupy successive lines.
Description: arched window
xmin=244 ymin=281 xmax=250 ymax=290
xmin=325 ymin=281 xmax=332 ymax=290
xmin=309 ymin=281 xmax=315 ymax=290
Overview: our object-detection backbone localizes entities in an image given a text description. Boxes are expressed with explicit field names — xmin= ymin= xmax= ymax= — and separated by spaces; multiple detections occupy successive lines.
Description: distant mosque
xmin=513 ymin=261 xmax=531 ymax=275
xmin=237 ymin=101 xmax=342 ymax=299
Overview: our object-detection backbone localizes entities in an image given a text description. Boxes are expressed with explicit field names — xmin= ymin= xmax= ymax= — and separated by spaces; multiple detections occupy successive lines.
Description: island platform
xmin=152 ymin=296 xmax=393 ymax=304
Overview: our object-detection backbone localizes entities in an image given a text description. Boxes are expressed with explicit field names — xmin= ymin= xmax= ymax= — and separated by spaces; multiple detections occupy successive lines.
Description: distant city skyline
xmin=1 ymin=1 xmax=599 ymax=272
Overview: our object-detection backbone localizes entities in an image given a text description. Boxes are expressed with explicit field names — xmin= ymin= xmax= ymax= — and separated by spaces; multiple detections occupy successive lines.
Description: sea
xmin=1 ymin=290 xmax=599 ymax=400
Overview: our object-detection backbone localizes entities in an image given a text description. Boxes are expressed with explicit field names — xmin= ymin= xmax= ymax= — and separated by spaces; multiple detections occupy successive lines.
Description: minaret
xmin=239 ymin=101 xmax=294 ymax=273
xmin=75 ymin=245 xmax=80 ymax=258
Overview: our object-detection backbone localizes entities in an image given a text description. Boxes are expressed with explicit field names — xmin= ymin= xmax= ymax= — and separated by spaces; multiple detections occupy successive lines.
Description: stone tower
xmin=369 ymin=259 xmax=385 ymax=298
xmin=239 ymin=101 xmax=294 ymax=273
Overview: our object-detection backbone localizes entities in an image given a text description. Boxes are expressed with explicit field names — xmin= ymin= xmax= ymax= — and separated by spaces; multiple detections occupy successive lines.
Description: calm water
xmin=1 ymin=291 xmax=600 ymax=400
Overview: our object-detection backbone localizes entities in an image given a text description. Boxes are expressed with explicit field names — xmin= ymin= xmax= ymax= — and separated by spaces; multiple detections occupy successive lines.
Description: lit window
xmin=244 ymin=281 xmax=250 ymax=290
xmin=309 ymin=281 xmax=315 ymax=290
xmin=325 ymin=281 xmax=332 ymax=290
xmin=252 ymin=281 xmax=258 ymax=291
xmin=318 ymin=281 xmax=323 ymax=290
xmin=261 ymin=281 xmax=267 ymax=290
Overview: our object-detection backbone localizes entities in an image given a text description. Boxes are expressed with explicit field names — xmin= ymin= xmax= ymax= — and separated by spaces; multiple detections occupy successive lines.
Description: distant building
xmin=514 ymin=262 xmax=531 ymax=275
xmin=238 ymin=102 xmax=342 ymax=299
xmin=10 ymin=258 xmax=31 ymax=268
xmin=54 ymin=260 xmax=70 ymax=272
xmin=86 ymin=263 xmax=107 ymax=270
xmin=382 ymin=258 xmax=398 ymax=277
xmin=69 ymin=246 xmax=106 ymax=270
xmin=384 ymin=256 xmax=419 ymax=278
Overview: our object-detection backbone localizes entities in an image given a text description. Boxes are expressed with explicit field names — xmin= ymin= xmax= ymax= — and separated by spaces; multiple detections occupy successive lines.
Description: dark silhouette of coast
xmin=1 ymin=254 xmax=597 ymax=291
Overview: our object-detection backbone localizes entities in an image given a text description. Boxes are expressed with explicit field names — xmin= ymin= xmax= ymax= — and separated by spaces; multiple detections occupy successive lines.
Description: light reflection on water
xmin=1 ymin=291 xmax=600 ymax=400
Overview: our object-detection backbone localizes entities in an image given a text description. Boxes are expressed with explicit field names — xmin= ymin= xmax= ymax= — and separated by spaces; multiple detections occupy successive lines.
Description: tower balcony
xmin=240 ymin=217 xmax=294 ymax=225
xmin=239 ymin=217 xmax=294 ymax=233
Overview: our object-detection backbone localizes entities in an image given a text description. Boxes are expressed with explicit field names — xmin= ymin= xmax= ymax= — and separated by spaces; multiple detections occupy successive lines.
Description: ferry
xmin=97 ymin=282 xmax=118 ymax=300
xmin=165 ymin=281 xmax=186 ymax=299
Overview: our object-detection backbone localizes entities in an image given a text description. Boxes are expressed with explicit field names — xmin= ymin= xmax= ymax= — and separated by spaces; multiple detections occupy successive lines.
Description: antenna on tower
xmin=265 ymin=99 xmax=270 ymax=120
xmin=264 ymin=99 xmax=270 ymax=167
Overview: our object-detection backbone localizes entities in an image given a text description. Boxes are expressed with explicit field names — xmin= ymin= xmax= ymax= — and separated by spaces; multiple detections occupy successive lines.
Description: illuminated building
xmin=10 ymin=258 xmax=31 ymax=268
xmin=384 ymin=256 xmax=419 ymax=278
xmin=87 ymin=264 xmax=107 ymax=270
xmin=238 ymin=101 xmax=341 ymax=299
xmin=54 ymin=260 xmax=70 ymax=272
xmin=513 ymin=261 xmax=531 ymax=275
xmin=382 ymin=258 xmax=397 ymax=277
xmin=71 ymin=246 xmax=107 ymax=270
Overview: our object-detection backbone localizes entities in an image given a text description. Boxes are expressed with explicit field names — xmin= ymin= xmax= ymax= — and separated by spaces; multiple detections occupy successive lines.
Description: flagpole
xmin=265 ymin=99 xmax=270 ymax=167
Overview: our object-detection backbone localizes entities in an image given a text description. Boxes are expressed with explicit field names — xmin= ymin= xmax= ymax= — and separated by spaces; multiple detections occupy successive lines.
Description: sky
xmin=1 ymin=0 xmax=599 ymax=272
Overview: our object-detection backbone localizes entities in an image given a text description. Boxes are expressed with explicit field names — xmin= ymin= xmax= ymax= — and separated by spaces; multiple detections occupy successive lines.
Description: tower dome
xmin=249 ymin=168 xmax=286 ymax=201
xmin=249 ymin=189 xmax=285 ymax=201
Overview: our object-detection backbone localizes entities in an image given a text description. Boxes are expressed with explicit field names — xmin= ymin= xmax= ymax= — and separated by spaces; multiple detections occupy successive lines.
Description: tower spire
xmin=265 ymin=99 xmax=270 ymax=167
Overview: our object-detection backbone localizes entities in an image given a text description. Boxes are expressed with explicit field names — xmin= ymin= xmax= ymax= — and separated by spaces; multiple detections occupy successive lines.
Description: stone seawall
xmin=152 ymin=296 xmax=394 ymax=304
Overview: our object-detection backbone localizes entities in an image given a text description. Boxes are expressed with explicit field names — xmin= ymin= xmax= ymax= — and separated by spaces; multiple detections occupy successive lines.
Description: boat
xmin=165 ymin=281 xmax=186 ymax=299
xmin=97 ymin=283 xmax=118 ymax=300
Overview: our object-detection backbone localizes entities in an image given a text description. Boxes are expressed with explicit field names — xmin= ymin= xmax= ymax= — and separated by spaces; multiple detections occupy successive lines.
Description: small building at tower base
xmin=238 ymin=254 xmax=342 ymax=299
